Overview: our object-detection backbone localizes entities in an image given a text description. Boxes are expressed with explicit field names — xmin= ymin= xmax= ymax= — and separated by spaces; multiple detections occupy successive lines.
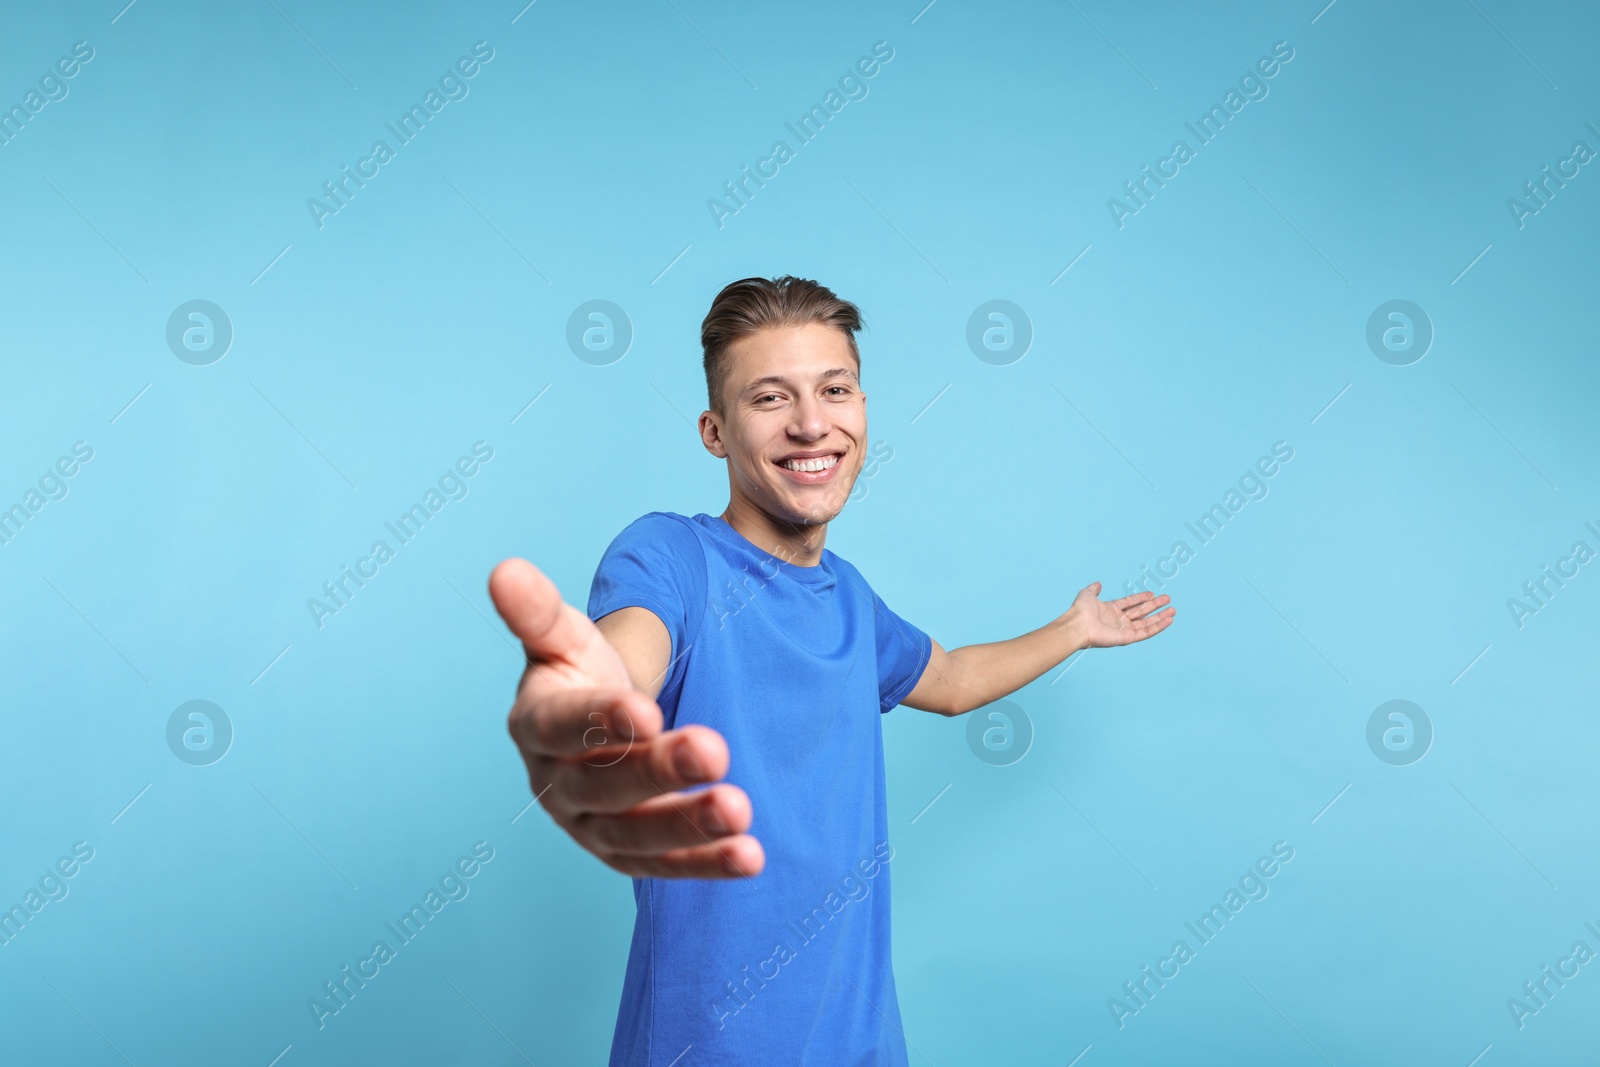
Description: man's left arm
xmin=901 ymin=583 xmax=1175 ymax=716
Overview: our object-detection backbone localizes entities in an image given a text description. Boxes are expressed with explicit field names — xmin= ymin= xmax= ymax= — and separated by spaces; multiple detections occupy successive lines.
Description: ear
xmin=699 ymin=410 xmax=728 ymax=458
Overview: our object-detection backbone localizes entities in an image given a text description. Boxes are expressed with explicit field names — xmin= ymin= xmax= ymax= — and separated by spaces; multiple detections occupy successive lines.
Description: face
xmin=700 ymin=323 xmax=867 ymax=527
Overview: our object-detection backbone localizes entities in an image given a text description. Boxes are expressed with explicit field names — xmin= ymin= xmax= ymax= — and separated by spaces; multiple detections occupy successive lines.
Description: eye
xmin=754 ymin=393 xmax=781 ymax=404
xmin=825 ymin=385 xmax=852 ymax=397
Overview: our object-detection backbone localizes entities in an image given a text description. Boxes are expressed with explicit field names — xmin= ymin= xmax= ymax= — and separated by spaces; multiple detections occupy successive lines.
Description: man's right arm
xmin=594 ymin=606 xmax=673 ymax=700
xmin=489 ymin=559 xmax=764 ymax=880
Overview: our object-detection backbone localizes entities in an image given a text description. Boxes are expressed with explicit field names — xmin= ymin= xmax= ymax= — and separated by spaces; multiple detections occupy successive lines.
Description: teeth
xmin=781 ymin=455 xmax=839 ymax=473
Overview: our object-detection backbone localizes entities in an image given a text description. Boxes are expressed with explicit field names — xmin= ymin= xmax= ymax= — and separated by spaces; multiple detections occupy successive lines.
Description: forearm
xmin=945 ymin=614 xmax=1086 ymax=715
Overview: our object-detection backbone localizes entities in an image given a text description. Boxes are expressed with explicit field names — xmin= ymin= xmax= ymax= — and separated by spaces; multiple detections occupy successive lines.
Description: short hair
xmin=700 ymin=275 xmax=863 ymax=415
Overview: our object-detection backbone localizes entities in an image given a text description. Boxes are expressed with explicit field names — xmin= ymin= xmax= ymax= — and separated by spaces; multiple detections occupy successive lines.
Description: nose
xmin=787 ymin=391 xmax=829 ymax=441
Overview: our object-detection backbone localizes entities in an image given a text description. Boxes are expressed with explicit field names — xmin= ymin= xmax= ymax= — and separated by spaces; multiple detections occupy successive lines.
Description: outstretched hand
xmin=1066 ymin=582 xmax=1175 ymax=649
xmin=489 ymin=558 xmax=764 ymax=880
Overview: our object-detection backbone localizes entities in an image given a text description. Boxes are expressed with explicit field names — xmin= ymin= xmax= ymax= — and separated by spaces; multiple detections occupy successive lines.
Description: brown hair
xmin=700 ymin=275 xmax=863 ymax=414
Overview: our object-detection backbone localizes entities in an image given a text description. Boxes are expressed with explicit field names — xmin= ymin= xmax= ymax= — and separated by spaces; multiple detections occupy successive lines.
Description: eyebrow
xmin=742 ymin=368 xmax=859 ymax=394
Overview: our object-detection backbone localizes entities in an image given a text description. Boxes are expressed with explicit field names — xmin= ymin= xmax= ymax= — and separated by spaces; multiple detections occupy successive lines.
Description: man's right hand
xmin=488 ymin=558 xmax=764 ymax=879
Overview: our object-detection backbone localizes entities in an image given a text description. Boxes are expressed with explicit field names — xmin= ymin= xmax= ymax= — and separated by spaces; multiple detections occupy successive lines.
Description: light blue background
xmin=2 ymin=1 xmax=1597 ymax=1064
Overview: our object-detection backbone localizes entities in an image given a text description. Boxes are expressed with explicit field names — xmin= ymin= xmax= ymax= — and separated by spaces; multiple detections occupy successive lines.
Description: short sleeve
xmin=867 ymin=586 xmax=933 ymax=714
xmin=586 ymin=512 xmax=708 ymax=703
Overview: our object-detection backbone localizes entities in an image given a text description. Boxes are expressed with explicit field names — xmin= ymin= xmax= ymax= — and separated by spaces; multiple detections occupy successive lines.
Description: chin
xmin=793 ymin=492 xmax=852 ymax=525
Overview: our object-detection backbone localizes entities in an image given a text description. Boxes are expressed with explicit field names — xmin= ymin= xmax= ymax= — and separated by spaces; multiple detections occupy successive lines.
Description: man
xmin=488 ymin=276 xmax=1174 ymax=1065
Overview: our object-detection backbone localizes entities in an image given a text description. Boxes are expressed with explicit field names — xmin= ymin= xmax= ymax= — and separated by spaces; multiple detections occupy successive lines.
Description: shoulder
xmin=822 ymin=549 xmax=877 ymax=603
xmin=824 ymin=548 xmax=861 ymax=583
xmin=825 ymin=548 xmax=923 ymax=633
xmin=607 ymin=511 xmax=705 ymax=554
xmin=595 ymin=512 xmax=711 ymax=594
xmin=589 ymin=512 xmax=711 ymax=625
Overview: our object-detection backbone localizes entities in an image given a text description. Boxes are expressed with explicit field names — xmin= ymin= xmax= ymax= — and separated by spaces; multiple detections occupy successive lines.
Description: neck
xmin=720 ymin=496 xmax=827 ymax=568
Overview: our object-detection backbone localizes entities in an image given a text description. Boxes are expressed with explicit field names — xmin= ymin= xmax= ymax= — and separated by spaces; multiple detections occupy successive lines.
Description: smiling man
xmin=488 ymin=275 xmax=1175 ymax=1066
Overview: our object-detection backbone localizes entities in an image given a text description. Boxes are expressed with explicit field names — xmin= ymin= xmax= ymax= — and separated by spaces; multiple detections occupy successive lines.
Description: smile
xmin=774 ymin=452 xmax=844 ymax=483
xmin=780 ymin=455 xmax=839 ymax=472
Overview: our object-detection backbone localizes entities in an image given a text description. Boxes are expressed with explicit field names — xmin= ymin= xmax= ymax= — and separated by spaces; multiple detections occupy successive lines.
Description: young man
xmin=488 ymin=276 xmax=1174 ymax=1065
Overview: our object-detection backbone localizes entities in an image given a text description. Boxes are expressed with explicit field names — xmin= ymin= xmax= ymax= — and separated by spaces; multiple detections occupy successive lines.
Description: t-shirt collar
xmin=697 ymin=513 xmax=835 ymax=585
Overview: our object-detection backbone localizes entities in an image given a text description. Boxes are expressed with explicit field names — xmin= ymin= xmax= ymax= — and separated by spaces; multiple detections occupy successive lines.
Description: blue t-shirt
xmin=586 ymin=511 xmax=933 ymax=1067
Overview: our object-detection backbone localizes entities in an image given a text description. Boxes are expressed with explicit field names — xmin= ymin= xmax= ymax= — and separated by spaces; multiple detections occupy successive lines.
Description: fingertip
xmin=488 ymin=557 xmax=558 ymax=636
xmin=707 ymin=784 xmax=752 ymax=833
xmin=676 ymin=724 xmax=730 ymax=779
xmin=610 ymin=690 xmax=664 ymax=740
xmin=488 ymin=557 xmax=532 ymax=600
xmin=721 ymin=835 xmax=765 ymax=877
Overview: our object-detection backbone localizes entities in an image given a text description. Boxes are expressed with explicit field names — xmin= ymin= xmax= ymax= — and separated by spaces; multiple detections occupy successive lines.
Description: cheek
xmin=741 ymin=417 xmax=787 ymax=458
xmin=833 ymin=397 xmax=867 ymax=431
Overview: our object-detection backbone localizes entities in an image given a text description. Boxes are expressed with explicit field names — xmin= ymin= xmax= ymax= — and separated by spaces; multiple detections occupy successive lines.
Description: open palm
xmin=1068 ymin=582 xmax=1175 ymax=649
